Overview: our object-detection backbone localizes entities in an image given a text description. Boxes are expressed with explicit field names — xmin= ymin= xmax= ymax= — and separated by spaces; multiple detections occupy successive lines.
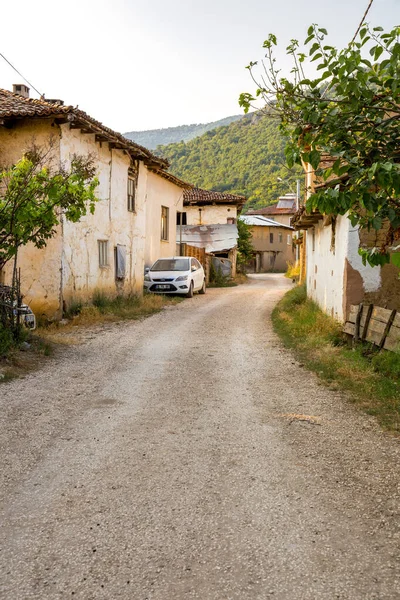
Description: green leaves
xmin=0 ymin=147 xmax=99 ymax=270
xmin=240 ymin=22 xmax=400 ymax=267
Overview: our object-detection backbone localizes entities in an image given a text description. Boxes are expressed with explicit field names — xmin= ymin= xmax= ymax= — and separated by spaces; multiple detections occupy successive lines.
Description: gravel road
xmin=1 ymin=274 xmax=399 ymax=600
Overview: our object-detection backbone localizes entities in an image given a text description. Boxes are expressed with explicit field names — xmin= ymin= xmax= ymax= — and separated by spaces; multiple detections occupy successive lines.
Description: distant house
xmin=0 ymin=86 xmax=186 ymax=319
xmin=247 ymin=194 xmax=297 ymax=227
xmin=180 ymin=188 xmax=246 ymax=226
xmin=176 ymin=188 xmax=246 ymax=278
xmin=240 ymin=215 xmax=295 ymax=273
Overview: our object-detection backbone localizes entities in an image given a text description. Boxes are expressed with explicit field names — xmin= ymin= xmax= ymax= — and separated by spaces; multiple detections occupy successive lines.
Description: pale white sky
xmin=1 ymin=0 xmax=399 ymax=133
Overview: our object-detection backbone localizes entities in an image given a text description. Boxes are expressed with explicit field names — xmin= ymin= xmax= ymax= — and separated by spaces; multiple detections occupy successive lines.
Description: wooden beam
xmin=109 ymin=143 xmax=127 ymax=150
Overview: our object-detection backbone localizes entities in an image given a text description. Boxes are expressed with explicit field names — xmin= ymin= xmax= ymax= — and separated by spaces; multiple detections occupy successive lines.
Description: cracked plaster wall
xmin=60 ymin=124 xmax=147 ymax=306
xmin=306 ymin=215 xmax=383 ymax=322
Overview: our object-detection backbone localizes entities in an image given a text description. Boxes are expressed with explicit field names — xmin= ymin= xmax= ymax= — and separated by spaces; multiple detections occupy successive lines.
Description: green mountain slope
xmin=156 ymin=113 xmax=301 ymax=209
xmin=124 ymin=115 xmax=242 ymax=149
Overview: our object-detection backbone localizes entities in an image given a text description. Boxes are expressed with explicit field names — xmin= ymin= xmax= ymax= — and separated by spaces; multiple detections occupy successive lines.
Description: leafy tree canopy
xmin=240 ymin=23 xmax=400 ymax=266
xmin=0 ymin=142 xmax=99 ymax=270
xmin=157 ymin=113 xmax=302 ymax=211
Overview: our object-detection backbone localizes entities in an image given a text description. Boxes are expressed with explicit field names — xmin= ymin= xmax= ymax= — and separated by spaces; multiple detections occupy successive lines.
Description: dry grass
xmin=272 ymin=284 xmax=400 ymax=434
xmin=1 ymin=292 xmax=183 ymax=380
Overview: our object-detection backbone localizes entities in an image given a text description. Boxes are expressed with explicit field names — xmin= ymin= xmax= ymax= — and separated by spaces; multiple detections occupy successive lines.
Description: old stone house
xmin=240 ymin=215 xmax=295 ymax=273
xmin=0 ymin=86 xmax=187 ymax=319
xmin=292 ymin=157 xmax=400 ymax=321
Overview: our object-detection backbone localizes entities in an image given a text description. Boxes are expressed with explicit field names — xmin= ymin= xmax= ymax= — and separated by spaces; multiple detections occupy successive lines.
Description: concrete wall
xmin=0 ymin=118 xmax=64 ymax=318
xmin=185 ymin=204 xmax=238 ymax=226
xmin=144 ymin=170 xmax=184 ymax=267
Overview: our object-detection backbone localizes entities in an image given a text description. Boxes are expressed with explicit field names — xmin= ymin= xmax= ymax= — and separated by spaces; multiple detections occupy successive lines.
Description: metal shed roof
xmin=177 ymin=224 xmax=238 ymax=253
xmin=240 ymin=215 xmax=294 ymax=230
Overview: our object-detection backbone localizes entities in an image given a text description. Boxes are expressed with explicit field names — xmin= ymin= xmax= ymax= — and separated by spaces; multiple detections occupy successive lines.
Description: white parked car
xmin=144 ymin=257 xmax=206 ymax=297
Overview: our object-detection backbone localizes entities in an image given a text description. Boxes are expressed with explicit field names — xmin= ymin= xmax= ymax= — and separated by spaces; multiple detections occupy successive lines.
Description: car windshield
xmin=151 ymin=258 xmax=190 ymax=272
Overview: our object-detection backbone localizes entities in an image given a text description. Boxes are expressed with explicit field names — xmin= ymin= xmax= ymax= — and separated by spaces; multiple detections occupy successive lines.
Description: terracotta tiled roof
xmin=0 ymin=89 xmax=167 ymax=168
xmin=183 ymin=187 xmax=246 ymax=207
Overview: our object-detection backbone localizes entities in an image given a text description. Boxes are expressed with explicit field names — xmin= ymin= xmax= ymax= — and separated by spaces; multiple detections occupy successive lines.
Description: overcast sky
xmin=1 ymin=0 xmax=399 ymax=133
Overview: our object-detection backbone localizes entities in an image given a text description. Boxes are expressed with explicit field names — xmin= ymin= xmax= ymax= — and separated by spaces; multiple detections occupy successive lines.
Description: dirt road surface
xmin=1 ymin=274 xmax=399 ymax=599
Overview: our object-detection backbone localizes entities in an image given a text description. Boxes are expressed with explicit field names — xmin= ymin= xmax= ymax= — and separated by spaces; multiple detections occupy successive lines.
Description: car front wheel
xmin=199 ymin=279 xmax=206 ymax=294
xmin=186 ymin=281 xmax=194 ymax=298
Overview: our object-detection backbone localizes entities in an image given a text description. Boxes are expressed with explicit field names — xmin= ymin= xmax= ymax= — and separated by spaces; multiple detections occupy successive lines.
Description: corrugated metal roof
xmin=240 ymin=215 xmax=294 ymax=230
xmin=177 ymin=224 xmax=238 ymax=253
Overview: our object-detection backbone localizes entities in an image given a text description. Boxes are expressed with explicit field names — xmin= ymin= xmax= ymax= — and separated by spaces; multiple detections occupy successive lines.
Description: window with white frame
xmin=161 ymin=206 xmax=169 ymax=241
xmin=287 ymin=234 xmax=292 ymax=245
xmin=127 ymin=176 xmax=136 ymax=212
xmin=98 ymin=240 xmax=109 ymax=267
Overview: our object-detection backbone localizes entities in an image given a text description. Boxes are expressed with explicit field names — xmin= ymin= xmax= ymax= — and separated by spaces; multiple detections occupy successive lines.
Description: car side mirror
xmin=145 ymin=267 xmax=150 ymax=274
xmin=191 ymin=265 xmax=197 ymax=272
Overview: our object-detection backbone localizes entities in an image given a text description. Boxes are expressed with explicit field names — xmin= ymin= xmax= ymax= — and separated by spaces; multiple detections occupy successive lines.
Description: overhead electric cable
xmin=0 ymin=52 xmax=43 ymax=97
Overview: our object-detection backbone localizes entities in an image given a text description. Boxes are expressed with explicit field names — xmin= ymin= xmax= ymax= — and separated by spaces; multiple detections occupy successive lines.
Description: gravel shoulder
xmin=0 ymin=274 xmax=399 ymax=599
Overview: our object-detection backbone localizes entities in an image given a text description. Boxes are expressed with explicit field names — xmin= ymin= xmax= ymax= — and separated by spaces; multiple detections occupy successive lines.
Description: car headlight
xmin=175 ymin=274 xmax=188 ymax=282
xmin=144 ymin=274 xmax=151 ymax=281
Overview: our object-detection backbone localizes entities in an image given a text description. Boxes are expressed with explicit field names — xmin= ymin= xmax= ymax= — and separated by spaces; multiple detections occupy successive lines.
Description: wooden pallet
xmin=344 ymin=304 xmax=400 ymax=353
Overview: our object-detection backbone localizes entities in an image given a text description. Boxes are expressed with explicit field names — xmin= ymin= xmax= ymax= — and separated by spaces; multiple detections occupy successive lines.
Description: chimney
xmin=12 ymin=84 xmax=30 ymax=98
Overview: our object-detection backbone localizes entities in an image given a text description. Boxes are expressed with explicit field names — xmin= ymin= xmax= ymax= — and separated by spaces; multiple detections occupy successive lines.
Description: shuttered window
xmin=98 ymin=240 xmax=109 ymax=267
xmin=127 ymin=177 xmax=136 ymax=212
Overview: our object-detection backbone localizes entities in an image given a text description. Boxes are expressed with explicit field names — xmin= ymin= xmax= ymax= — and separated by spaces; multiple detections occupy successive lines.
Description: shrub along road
xmin=1 ymin=274 xmax=399 ymax=599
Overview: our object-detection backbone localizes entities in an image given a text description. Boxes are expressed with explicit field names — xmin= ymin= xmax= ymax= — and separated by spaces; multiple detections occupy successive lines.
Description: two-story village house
xmin=0 ymin=86 xmax=189 ymax=319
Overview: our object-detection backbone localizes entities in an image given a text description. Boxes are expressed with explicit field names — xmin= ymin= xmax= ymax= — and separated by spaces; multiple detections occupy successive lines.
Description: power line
xmin=0 ymin=52 xmax=43 ymax=97
xmin=350 ymin=0 xmax=375 ymax=44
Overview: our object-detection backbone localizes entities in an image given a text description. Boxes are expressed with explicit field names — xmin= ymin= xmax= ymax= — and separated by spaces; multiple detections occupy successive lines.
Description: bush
xmin=286 ymin=261 xmax=300 ymax=280
xmin=0 ymin=324 xmax=14 ymax=356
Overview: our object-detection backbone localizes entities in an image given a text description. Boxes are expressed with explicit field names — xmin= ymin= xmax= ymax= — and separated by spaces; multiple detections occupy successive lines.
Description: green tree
xmin=0 ymin=142 xmax=99 ymax=273
xmin=237 ymin=217 xmax=254 ymax=268
xmin=240 ymin=23 xmax=400 ymax=266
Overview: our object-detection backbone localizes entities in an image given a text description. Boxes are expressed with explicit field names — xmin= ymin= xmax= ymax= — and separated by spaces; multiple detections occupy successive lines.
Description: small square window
xmin=98 ymin=240 xmax=109 ymax=267
xmin=161 ymin=206 xmax=169 ymax=241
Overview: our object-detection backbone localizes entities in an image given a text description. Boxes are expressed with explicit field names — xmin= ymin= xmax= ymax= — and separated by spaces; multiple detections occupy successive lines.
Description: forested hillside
xmin=156 ymin=112 xmax=301 ymax=209
xmin=124 ymin=115 xmax=242 ymax=149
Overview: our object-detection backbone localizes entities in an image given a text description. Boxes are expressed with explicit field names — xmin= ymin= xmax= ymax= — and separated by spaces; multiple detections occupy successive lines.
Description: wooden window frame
xmin=98 ymin=240 xmax=109 ymax=268
xmin=161 ymin=206 xmax=169 ymax=241
xmin=127 ymin=176 xmax=136 ymax=212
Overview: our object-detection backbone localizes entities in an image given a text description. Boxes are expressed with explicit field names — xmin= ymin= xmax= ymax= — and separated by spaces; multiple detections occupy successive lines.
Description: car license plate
xmin=157 ymin=284 xmax=170 ymax=289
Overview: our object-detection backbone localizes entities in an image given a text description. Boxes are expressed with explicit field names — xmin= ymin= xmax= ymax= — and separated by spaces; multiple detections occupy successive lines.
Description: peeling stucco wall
xmin=185 ymin=205 xmax=238 ymax=226
xmin=144 ymin=170 xmax=184 ymax=267
xmin=59 ymin=124 xmax=148 ymax=305
xmin=306 ymin=215 xmax=384 ymax=321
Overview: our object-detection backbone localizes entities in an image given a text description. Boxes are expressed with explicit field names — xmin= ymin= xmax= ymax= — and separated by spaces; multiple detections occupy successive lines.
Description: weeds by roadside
xmin=285 ymin=261 xmax=300 ymax=280
xmin=272 ymin=284 xmax=400 ymax=433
